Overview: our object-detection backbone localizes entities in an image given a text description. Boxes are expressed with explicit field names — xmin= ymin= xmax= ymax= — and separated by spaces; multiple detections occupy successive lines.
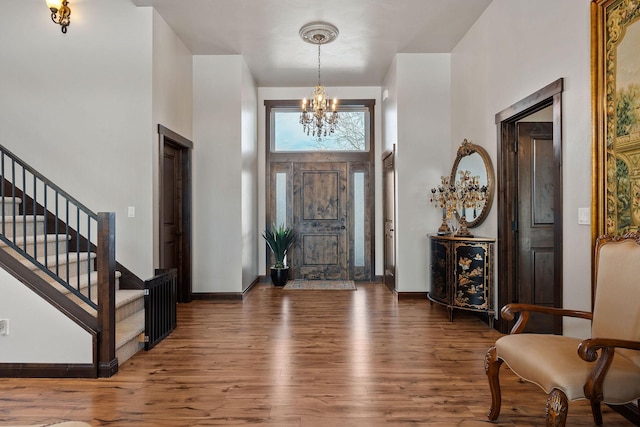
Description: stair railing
xmin=0 ymin=144 xmax=104 ymax=308
xmin=0 ymin=144 xmax=117 ymax=375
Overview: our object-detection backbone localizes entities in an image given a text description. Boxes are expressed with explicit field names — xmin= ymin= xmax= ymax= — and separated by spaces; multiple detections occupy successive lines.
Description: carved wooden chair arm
xmin=578 ymin=338 xmax=640 ymax=361
xmin=577 ymin=338 xmax=640 ymax=410
xmin=501 ymin=303 xmax=592 ymax=334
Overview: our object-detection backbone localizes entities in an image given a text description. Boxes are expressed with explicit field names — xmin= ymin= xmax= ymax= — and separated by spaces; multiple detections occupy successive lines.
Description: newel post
xmin=97 ymin=212 xmax=118 ymax=377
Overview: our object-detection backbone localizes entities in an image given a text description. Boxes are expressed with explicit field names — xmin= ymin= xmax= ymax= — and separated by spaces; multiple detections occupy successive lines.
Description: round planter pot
xmin=270 ymin=267 xmax=289 ymax=286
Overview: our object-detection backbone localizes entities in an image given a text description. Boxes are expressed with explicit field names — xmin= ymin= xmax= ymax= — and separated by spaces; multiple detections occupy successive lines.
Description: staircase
xmin=0 ymin=196 xmax=146 ymax=366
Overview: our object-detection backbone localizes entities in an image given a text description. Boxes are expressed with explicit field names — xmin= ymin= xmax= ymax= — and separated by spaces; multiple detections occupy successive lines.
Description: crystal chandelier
xmin=299 ymin=22 xmax=340 ymax=139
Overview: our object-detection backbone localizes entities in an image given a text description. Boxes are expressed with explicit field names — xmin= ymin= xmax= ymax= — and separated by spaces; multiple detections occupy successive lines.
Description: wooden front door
xmin=265 ymin=99 xmax=376 ymax=282
xmin=516 ymin=122 xmax=556 ymax=333
xmin=292 ymin=162 xmax=348 ymax=279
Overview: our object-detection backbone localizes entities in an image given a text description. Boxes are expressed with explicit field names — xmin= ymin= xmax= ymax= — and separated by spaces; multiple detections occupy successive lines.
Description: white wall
xmin=382 ymin=58 xmax=398 ymax=155
xmin=257 ymin=87 xmax=383 ymax=277
xmin=383 ymin=54 xmax=452 ymax=293
xmin=0 ymin=270 xmax=92 ymax=363
xmin=151 ymin=10 xmax=194 ymax=267
xmin=0 ymin=0 xmax=158 ymax=361
xmin=0 ymin=0 xmax=155 ymax=279
xmin=152 ymin=11 xmax=194 ymax=141
xmin=451 ymin=0 xmax=592 ymax=337
xmin=241 ymin=60 xmax=259 ymax=291
xmin=193 ymin=55 xmax=258 ymax=293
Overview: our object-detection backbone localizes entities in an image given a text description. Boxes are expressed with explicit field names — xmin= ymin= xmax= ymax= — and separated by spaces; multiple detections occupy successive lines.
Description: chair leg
xmin=589 ymin=400 xmax=603 ymax=426
xmin=485 ymin=346 xmax=503 ymax=420
xmin=545 ymin=389 xmax=568 ymax=427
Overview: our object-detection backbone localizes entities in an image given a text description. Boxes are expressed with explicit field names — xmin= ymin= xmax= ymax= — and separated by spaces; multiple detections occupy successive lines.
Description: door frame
xmin=495 ymin=79 xmax=563 ymax=334
xmin=158 ymin=124 xmax=193 ymax=303
xmin=382 ymin=146 xmax=396 ymax=292
xmin=264 ymin=99 xmax=376 ymax=280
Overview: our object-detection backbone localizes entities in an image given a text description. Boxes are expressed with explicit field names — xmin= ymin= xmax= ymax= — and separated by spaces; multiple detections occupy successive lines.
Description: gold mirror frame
xmin=450 ymin=139 xmax=495 ymax=228
xmin=593 ymin=0 xmax=640 ymax=240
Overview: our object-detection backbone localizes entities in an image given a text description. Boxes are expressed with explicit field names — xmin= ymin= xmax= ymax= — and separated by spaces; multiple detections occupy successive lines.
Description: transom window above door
xmin=271 ymin=107 xmax=370 ymax=152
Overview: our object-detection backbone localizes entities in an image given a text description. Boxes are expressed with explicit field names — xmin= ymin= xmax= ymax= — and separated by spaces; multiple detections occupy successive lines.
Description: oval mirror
xmin=450 ymin=139 xmax=495 ymax=228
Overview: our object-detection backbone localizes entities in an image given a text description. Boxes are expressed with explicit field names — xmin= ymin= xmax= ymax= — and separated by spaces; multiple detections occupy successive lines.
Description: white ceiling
xmin=131 ymin=0 xmax=493 ymax=87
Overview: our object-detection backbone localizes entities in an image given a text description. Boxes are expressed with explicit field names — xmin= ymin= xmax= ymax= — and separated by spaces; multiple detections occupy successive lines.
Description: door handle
xmin=333 ymin=225 xmax=346 ymax=230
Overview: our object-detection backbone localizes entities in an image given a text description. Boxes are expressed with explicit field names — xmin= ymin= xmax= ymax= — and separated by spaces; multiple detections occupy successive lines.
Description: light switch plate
xmin=0 ymin=319 xmax=9 ymax=336
xmin=578 ymin=207 xmax=590 ymax=225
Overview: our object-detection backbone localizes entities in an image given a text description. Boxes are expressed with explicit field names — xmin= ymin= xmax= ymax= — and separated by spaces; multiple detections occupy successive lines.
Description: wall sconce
xmin=46 ymin=0 xmax=71 ymax=33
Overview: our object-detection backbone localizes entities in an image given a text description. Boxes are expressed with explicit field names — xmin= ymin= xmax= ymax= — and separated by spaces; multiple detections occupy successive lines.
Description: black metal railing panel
xmin=0 ymin=144 xmax=98 ymax=310
xmin=144 ymin=268 xmax=177 ymax=351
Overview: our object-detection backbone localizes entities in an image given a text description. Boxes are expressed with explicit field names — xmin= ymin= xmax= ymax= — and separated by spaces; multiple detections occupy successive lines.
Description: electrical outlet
xmin=0 ymin=319 xmax=9 ymax=336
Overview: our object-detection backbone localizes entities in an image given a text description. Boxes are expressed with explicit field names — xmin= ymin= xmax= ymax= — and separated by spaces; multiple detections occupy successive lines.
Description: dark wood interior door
xmin=160 ymin=143 xmax=186 ymax=301
xmin=516 ymin=122 xmax=556 ymax=333
xmin=292 ymin=162 xmax=348 ymax=279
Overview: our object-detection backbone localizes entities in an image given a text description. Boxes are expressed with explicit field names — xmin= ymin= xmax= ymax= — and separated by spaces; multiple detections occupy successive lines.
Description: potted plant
xmin=262 ymin=223 xmax=297 ymax=286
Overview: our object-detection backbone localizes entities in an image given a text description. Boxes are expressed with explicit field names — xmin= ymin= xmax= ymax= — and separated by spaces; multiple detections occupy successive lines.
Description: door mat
xmin=283 ymin=280 xmax=356 ymax=290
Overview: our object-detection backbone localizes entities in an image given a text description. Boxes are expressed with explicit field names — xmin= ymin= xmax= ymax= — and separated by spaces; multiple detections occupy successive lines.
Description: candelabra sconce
xmin=429 ymin=176 xmax=454 ymax=235
xmin=46 ymin=0 xmax=71 ymax=33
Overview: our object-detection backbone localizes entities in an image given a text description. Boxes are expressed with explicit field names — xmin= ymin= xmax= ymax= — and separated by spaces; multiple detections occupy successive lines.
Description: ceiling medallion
xmin=299 ymin=22 xmax=339 ymax=45
xmin=299 ymin=22 xmax=340 ymax=140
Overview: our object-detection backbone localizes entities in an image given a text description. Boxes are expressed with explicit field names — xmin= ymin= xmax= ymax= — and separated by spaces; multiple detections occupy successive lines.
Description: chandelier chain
xmin=317 ymin=44 xmax=322 ymax=86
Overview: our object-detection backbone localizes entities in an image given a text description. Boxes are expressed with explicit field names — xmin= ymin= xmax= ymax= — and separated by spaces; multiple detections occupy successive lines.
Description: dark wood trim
xmin=191 ymin=292 xmax=244 ymax=301
xmin=397 ymin=292 xmax=428 ymax=300
xmin=495 ymin=78 xmax=563 ymax=334
xmin=265 ymin=99 xmax=374 ymax=109
xmin=97 ymin=212 xmax=118 ymax=378
xmin=116 ymin=263 xmax=145 ymax=290
xmin=494 ymin=79 xmax=564 ymax=124
xmin=382 ymin=148 xmax=396 ymax=294
xmin=158 ymin=124 xmax=193 ymax=149
xmin=0 ymin=363 xmax=98 ymax=378
xmin=158 ymin=125 xmax=193 ymax=303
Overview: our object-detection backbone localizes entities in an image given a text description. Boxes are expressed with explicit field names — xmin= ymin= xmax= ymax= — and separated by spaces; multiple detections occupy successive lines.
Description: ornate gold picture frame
xmin=593 ymin=0 xmax=640 ymax=239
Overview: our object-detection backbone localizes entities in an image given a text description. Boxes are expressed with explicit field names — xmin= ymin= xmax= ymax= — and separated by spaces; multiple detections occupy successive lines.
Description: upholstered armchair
xmin=485 ymin=233 xmax=640 ymax=426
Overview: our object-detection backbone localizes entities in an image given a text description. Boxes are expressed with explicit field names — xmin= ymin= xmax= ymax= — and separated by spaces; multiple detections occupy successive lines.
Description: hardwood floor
xmin=0 ymin=282 xmax=632 ymax=426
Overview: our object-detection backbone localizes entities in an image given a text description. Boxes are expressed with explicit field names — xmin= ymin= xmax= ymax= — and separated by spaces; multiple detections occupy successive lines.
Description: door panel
xmin=517 ymin=122 xmax=555 ymax=333
xmin=161 ymin=144 xmax=180 ymax=272
xmin=293 ymin=162 xmax=348 ymax=279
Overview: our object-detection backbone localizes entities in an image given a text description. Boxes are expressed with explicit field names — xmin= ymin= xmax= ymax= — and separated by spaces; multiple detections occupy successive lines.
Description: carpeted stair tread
xmin=0 ymin=233 xmax=70 ymax=246
xmin=115 ymin=288 xmax=144 ymax=308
